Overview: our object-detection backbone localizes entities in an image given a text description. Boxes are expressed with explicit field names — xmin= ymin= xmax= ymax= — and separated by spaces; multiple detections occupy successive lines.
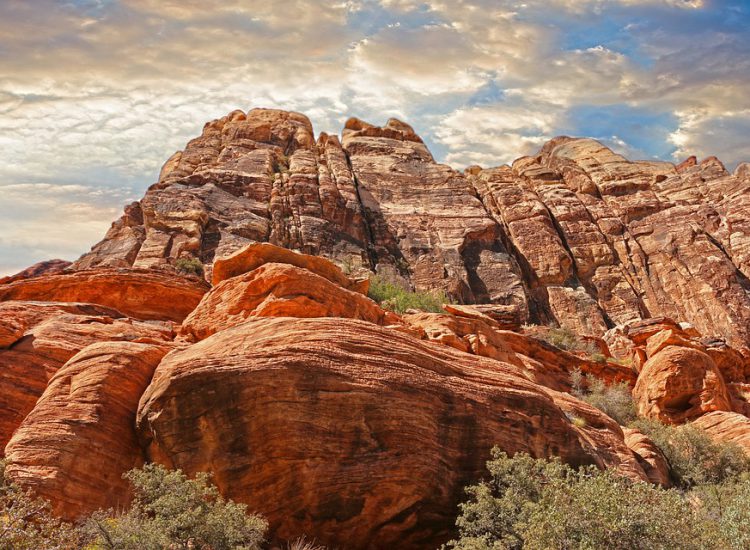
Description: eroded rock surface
xmin=137 ymin=316 xmax=646 ymax=549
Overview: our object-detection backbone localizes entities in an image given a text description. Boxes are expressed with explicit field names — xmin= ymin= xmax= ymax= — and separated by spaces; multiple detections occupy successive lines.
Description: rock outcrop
xmin=137 ymin=316 xmax=646 ymax=549
xmin=0 ymin=268 xmax=208 ymax=322
xmin=5 ymin=341 xmax=170 ymax=519
xmin=3 ymin=107 xmax=750 ymax=548
xmin=70 ymin=109 xmax=750 ymax=350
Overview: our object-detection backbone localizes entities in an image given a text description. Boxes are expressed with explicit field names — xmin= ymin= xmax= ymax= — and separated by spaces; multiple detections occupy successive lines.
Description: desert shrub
xmin=571 ymin=370 xmax=636 ymax=425
xmin=175 ymin=257 xmax=204 ymax=277
xmin=697 ymin=479 xmax=750 ymax=550
xmin=367 ymin=274 xmax=448 ymax=313
xmin=521 ymin=467 xmax=707 ymax=550
xmin=444 ymin=449 xmax=713 ymax=550
xmin=285 ymin=536 xmax=328 ymax=550
xmin=539 ymin=327 xmax=600 ymax=357
xmin=85 ymin=463 xmax=267 ymax=550
xmin=632 ymin=420 xmax=750 ymax=489
xmin=0 ymin=460 xmax=81 ymax=549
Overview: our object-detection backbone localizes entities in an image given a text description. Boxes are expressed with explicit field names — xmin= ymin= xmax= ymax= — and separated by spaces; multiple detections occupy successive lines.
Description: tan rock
xmin=634 ymin=346 xmax=731 ymax=423
xmin=137 ymin=316 xmax=646 ymax=549
xmin=183 ymin=263 xmax=385 ymax=341
xmin=5 ymin=342 xmax=169 ymax=520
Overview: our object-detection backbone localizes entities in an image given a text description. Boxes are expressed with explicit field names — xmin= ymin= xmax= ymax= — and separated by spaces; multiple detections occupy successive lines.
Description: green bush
xmin=175 ymin=257 xmax=204 ymax=277
xmin=85 ymin=463 xmax=267 ymax=550
xmin=444 ymin=449 xmax=716 ymax=550
xmin=632 ymin=420 xmax=750 ymax=489
xmin=0 ymin=460 xmax=81 ymax=549
xmin=367 ymin=274 xmax=448 ymax=313
xmin=571 ymin=370 xmax=636 ymax=425
xmin=539 ymin=327 xmax=600 ymax=357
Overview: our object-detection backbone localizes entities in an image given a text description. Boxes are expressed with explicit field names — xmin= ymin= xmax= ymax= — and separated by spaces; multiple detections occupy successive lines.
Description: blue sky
xmin=0 ymin=0 xmax=748 ymax=274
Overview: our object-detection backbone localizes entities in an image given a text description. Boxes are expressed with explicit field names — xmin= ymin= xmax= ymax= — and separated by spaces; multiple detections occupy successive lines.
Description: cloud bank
xmin=0 ymin=0 xmax=747 ymax=273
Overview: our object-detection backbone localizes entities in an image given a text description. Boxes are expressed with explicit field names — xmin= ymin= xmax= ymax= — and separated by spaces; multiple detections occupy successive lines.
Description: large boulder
xmin=183 ymin=262 xmax=385 ymax=341
xmin=633 ymin=346 xmax=732 ymax=423
xmin=0 ymin=268 xmax=208 ymax=322
xmin=0 ymin=301 xmax=174 ymax=450
xmin=5 ymin=342 xmax=170 ymax=519
xmin=137 ymin=316 xmax=646 ymax=549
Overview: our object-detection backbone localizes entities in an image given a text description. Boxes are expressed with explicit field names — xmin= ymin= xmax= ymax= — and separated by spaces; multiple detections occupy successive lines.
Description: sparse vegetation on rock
xmin=367 ymin=274 xmax=448 ymax=313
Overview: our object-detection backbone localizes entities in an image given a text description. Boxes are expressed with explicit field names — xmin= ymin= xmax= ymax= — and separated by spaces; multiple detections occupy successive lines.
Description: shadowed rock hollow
xmin=2 ymin=107 xmax=750 ymax=548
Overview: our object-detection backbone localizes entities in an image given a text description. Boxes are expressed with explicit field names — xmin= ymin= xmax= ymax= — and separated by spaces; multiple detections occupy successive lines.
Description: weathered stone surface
xmin=343 ymin=118 xmax=529 ymax=309
xmin=0 ymin=301 xmax=174 ymax=451
xmin=0 ymin=268 xmax=208 ymax=322
xmin=402 ymin=311 xmax=635 ymax=393
xmin=137 ymin=316 xmax=646 ymax=549
xmin=182 ymin=263 xmax=385 ymax=341
xmin=692 ymin=411 xmax=750 ymax=454
xmin=5 ymin=342 xmax=169 ymax=520
xmin=212 ymin=242 xmax=366 ymax=292
xmin=633 ymin=346 xmax=732 ymax=423
xmin=67 ymin=110 xmax=750 ymax=349
xmin=623 ymin=427 xmax=671 ymax=487
xmin=0 ymin=259 xmax=71 ymax=284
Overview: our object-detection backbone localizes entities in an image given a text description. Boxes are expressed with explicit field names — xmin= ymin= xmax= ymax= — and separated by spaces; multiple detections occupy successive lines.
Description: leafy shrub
xmin=445 ymin=449 xmax=713 ymax=550
xmin=175 ymin=257 xmax=204 ymax=277
xmin=632 ymin=420 xmax=750 ymax=489
xmin=0 ymin=460 xmax=81 ymax=549
xmin=571 ymin=370 xmax=636 ymax=425
xmin=367 ymin=274 xmax=448 ymax=313
xmin=85 ymin=463 xmax=267 ymax=550
xmin=539 ymin=327 xmax=600 ymax=357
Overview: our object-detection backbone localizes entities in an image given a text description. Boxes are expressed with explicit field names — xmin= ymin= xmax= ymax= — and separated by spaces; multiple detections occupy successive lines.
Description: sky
xmin=1 ymin=0 xmax=748 ymax=274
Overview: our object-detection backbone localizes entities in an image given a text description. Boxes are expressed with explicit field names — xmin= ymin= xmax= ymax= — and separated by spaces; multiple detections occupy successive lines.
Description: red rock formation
xmin=0 ymin=301 xmax=174 ymax=451
xmin=0 ymin=268 xmax=208 ymax=322
xmin=69 ymin=109 xmax=750 ymax=350
xmin=182 ymin=262 xmax=386 ymax=341
xmin=692 ymin=411 xmax=750 ymax=454
xmin=137 ymin=317 xmax=646 ymax=549
xmin=0 ymin=259 xmax=71 ymax=284
xmin=5 ymin=341 xmax=170 ymax=519
xmin=623 ymin=427 xmax=671 ymax=487
xmin=633 ymin=346 xmax=732 ymax=424
xmin=212 ymin=242 xmax=367 ymax=292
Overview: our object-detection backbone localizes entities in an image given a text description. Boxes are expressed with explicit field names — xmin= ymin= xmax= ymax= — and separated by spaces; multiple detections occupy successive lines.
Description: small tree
xmin=632 ymin=420 xmax=750 ymax=489
xmin=175 ymin=257 xmax=204 ymax=277
xmin=0 ymin=460 xmax=81 ymax=550
xmin=85 ymin=463 xmax=267 ymax=550
xmin=571 ymin=370 xmax=636 ymax=425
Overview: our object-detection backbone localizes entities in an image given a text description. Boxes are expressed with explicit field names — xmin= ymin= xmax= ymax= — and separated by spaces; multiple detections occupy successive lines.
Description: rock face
xmin=0 ymin=268 xmax=208 ymax=322
xmin=71 ymin=109 xmax=750 ymax=349
xmin=137 ymin=316 xmax=645 ymax=549
xmin=0 ymin=301 xmax=174 ymax=451
xmin=3 ymin=108 xmax=750 ymax=548
xmin=5 ymin=341 xmax=170 ymax=519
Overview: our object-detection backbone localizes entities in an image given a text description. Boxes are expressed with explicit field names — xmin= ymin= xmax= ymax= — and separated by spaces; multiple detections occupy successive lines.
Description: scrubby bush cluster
xmin=0 ymin=460 xmax=81 ymax=549
xmin=571 ymin=369 xmax=637 ymax=425
xmin=368 ymin=274 xmax=448 ymax=313
xmin=538 ymin=326 xmax=602 ymax=360
xmin=85 ymin=464 xmax=267 ymax=550
xmin=632 ymin=419 xmax=750 ymax=489
xmin=175 ymin=257 xmax=204 ymax=277
xmin=1 ymin=460 xmax=267 ymax=550
xmin=445 ymin=447 xmax=750 ymax=550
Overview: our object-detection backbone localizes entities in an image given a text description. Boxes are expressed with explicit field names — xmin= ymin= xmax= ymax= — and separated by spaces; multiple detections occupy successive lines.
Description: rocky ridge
xmin=2 ymin=107 xmax=750 ymax=548
xmin=70 ymin=108 xmax=750 ymax=349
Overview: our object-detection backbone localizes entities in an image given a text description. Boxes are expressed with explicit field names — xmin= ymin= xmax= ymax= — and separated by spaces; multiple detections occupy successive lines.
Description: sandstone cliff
xmin=73 ymin=108 xmax=750 ymax=348
xmin=2 ymin=107 xmax=750 ymax=549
